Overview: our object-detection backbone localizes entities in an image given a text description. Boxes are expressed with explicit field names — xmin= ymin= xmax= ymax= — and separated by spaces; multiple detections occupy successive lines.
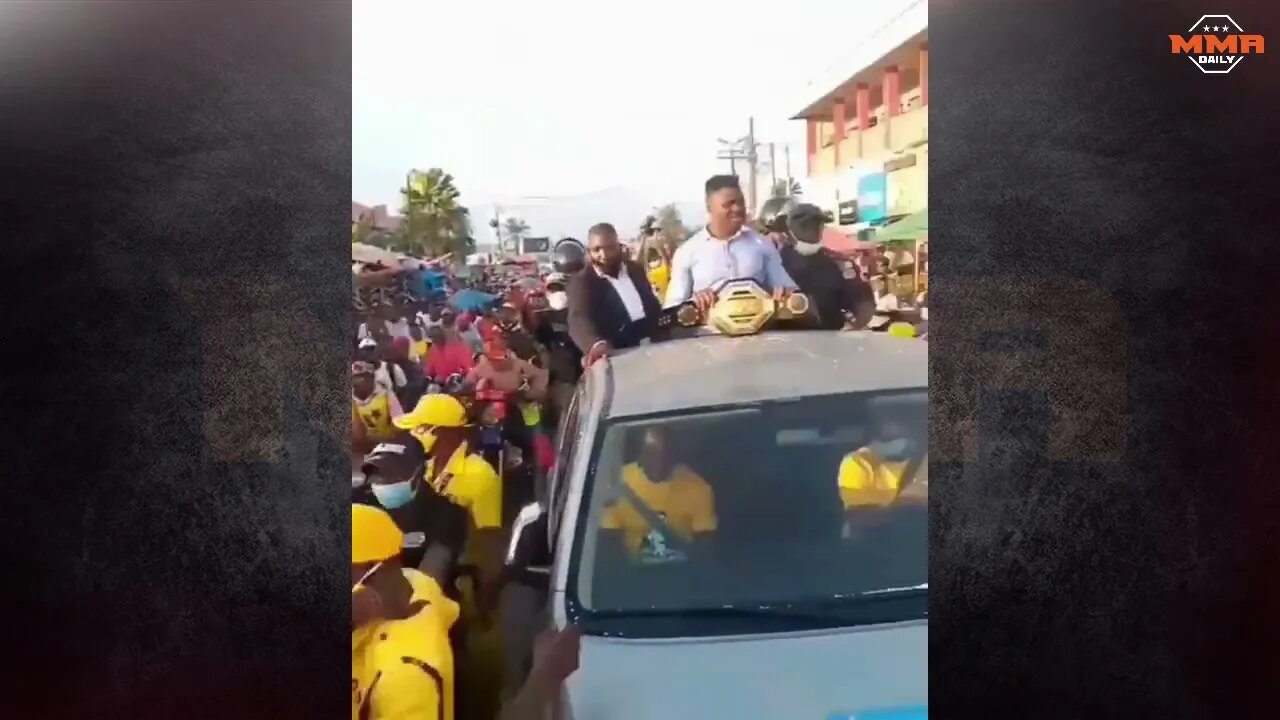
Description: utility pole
xmin=746 ymin=117 xmax=758 ymax=216
xmin=769 ymin=142 xmax=777 ymax=195
xmin=715 ymin=116 xmax=761 ymax=215
xmin=784 ymin=144 xmax=793 ymax=186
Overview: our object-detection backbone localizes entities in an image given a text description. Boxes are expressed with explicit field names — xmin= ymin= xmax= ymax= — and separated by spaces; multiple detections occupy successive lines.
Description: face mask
xmin=372 ymin=479 xmax=416 ymax=509
xmin=546 ymin=291 xmax=568 ymax=310
xmin=412 ymin=427 xmax=437 ymax=452
xmin=869 ymin=438 xmax=911 ymax=460
xmin=793 ymin=241 xmax=823 ymax=256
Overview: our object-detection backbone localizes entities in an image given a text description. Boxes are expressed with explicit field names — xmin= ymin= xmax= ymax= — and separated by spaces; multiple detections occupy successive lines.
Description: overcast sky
xmin=353 ymin=0 xmax=916 ymax=243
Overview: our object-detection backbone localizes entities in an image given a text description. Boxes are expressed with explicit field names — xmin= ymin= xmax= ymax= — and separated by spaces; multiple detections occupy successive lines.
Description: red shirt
xmin=424 ymin=341 xmax=474 ymax=380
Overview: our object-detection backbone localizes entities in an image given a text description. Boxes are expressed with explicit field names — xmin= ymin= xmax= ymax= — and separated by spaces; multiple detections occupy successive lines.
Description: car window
xmin=547 ymin=382 xmax=586 ymax=538
xmin=573 ymin=389 xmax=927 ymax=621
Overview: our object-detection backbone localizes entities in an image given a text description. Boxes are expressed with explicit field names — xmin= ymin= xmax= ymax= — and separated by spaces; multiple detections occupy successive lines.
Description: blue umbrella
xmin=448 ymin=288 xmax=498 ymax=313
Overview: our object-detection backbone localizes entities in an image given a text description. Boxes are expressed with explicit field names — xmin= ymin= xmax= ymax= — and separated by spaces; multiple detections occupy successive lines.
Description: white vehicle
xmin=507 ymin=326 xmax=928 ymax=720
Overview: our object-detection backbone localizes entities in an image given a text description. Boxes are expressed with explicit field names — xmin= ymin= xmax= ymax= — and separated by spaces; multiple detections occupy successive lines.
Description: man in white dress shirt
xmin=566 ymin=223 xmax=666 ymax=366
xmin=664 ymin=174 xmax=798 ymax=315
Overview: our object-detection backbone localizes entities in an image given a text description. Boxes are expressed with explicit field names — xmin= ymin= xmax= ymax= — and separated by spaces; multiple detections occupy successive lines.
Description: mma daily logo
xmin=1169 ymin=15 xmax=1265 ymax=74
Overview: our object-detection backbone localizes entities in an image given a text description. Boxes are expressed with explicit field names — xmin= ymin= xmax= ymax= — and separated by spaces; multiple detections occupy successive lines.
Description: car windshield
xmin=571 ymin=389 xmax=927 ymax=628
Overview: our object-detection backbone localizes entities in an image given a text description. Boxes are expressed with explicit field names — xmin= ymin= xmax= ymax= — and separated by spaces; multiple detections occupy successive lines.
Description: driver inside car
xmin=838 ymin=415 xmax=926 ymax=539
xmin=600 ymin=426 xmax=718 ymax=565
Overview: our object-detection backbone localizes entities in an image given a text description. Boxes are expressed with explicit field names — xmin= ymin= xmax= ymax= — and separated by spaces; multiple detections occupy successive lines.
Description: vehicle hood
xmin=563 ymin=620 xmax=927 ymax=720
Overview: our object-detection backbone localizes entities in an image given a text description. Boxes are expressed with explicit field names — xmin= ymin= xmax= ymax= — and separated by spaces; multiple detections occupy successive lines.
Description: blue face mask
xmin=371 ymin=480 xmax=417 ymax=510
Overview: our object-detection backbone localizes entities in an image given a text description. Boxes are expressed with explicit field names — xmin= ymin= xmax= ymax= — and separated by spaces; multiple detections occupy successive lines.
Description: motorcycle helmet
xmin=551 ymin=238 xmax=586 ymax=275
xmin=786 ymin=202 xmax=828 ymax=255
xmin=757 ymin=196 xmax=795 ymax=234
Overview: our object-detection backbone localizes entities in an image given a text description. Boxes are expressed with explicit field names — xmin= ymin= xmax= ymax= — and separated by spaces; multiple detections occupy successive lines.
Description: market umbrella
xmin=352 ymin=242 xmax=403 ymax=266
xmin=820 ymin=227 xmax=877 ymax=255
xmin=448 ymin=288 xmax=498 ymax=313
xmin=873 ymin=210 xmax=928 ymax=245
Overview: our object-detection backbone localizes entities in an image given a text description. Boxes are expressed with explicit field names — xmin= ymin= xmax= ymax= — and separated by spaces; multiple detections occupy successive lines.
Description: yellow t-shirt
xmin=648 ymin=265 xmax=670 ymax=301
xmin=424 ymin=442 xmax=503 ymax=531
xmin=601 ymin=463 xmax=717 ymax=555
xmin=354 ymin=391 xmax=396 ymax=442
xmin=837 ymin=447 xmax=910 ymax=509
xmin=352 ymin=568 xmax=460 ymax=720
xmin=410 ymin=340 xmax=430 ymax=363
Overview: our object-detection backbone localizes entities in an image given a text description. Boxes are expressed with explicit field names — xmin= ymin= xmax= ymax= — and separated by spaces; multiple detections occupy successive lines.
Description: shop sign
xmin=856 ymin=173 xmax=888 ymax=224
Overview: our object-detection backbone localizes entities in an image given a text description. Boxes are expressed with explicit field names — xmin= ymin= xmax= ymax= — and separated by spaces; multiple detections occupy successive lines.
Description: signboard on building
xmin=521 ymin=236 xmax=550 ymax=254
xmin=883 ymin=153 xmax=918 ymax=173
xmin=886 ymin=144 xmax=927 ymax=216
xmin=837 ymin=200 xmax=860 ymax=226
xmin=857 ymin=173 xmax=889 ymax=224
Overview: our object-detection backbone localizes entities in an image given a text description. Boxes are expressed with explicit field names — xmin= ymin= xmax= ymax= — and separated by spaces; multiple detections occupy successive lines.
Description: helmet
xmin=786 ymin=202 xmax=828 ymax=247
xmin=551 ymin=238 xmax=586 ymax=275
xmin=757 ymin=196 xmax=795 ymax=234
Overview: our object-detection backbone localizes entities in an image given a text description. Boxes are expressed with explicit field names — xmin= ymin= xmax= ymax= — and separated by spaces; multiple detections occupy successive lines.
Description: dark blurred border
xmin=931 ymin=1 xmax=1279 ymax=718
xmin=0 ymin=2 xmax=349 ymax=717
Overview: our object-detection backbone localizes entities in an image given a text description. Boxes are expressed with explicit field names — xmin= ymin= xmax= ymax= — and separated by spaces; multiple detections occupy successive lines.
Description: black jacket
xmin=566 ymin=261 xmax=666 ymax=352
xmin=780 ymin=246 xmax=874 ymax=330
xmin=533 ymin=307 xmax=583 ymax=384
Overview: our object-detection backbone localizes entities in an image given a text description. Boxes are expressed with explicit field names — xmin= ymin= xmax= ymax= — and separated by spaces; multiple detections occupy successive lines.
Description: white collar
xmin=701 ymin=225 xmax=750 ymax=243
xmin=593 ymin=263 xmax=628 ymax=280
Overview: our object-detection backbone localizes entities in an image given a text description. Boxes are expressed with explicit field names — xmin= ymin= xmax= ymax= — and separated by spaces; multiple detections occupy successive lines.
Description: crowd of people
xmin=350 ymin=172 xmax=927 ymax=720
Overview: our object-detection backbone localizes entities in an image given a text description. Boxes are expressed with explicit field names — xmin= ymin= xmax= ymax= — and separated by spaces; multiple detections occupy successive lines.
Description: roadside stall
xmin=872 ymin=209 xmax=928 ymax=300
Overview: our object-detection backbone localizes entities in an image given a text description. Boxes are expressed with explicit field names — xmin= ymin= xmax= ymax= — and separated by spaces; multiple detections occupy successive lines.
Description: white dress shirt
xmin=663 ymin=226 xmax=798 ymax=307
xmin=596 ymin=265 xmax=647 ymax=322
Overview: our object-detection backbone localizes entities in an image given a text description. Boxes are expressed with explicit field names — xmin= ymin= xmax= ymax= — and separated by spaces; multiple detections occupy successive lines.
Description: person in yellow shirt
xmin=388 ymin=394 xmax=505 ymax=612
xmin=353 ymin=361 xmax=405 ymax=456
xmin=837 ymin=417 xmax=926 ymax=538
xmin=352 ymin=503 xmax=460 ymax=720
xmin=409 ymin=324 xmax=430 ymax=364
xmin=600 ymin=426 xmax=717 ymax=565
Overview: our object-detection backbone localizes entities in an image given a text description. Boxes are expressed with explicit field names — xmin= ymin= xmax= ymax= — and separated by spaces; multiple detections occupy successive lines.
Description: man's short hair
xmin=705 ymin=174 xmax=741 ymax=196
xmin=587 ymin=222 xmax=617 ymax=238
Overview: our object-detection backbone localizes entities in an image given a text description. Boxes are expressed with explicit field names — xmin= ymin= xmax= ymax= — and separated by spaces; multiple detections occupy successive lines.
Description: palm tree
xmin=653 ymin=204 xmax=692 ymax=245
xmin=399 ymin=168 xmax=472 ymax=259
xmin=502 ymin=216 xmax=530 ymax=254
xmin=770 ymin=178 xmax=803 ymax=201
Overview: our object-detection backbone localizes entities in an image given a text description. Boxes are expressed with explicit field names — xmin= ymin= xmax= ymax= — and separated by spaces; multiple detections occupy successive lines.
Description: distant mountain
xmin=467 ymin=186 xmax=705 ymax=244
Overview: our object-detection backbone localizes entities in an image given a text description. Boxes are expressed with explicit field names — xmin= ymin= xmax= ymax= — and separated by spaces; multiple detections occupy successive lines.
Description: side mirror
xmin=505 ymin=501 xmax=551 ymax=574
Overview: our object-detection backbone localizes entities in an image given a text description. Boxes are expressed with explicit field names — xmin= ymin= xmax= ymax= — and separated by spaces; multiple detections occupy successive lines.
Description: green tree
xmin=653 ymin=203 xmax=694 ymax=246
xmin=398 ymin=168 xmax=473 ymax=259
xmin=770 ymin=178 xmax=803 ymax=201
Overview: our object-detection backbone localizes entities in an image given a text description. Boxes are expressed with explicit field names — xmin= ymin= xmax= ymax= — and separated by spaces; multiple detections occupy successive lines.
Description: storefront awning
xmin=873 ymin=210 xmax=928 ymax=245
xmin=821 ymin=227 xmax=878 ymax=255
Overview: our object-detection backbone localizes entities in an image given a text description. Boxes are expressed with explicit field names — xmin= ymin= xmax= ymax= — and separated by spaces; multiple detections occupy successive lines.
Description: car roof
xmin=601 ymin=330 xmax=927 ymax=419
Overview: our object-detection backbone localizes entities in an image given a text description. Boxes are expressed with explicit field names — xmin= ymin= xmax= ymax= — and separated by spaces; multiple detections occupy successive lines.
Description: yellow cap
xmin=352 ymin=503 xmax=404 ymax=565
xmin=888 ymin=322 xmax=917 ymax=339
xmin=393 ymin=393 xmax=468 ymax=430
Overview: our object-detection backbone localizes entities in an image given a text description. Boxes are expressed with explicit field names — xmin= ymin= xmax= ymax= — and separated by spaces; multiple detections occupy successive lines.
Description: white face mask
xmin=792 ymin=240 xmax=823 ymax=256
xmin=546 ymin=291 xmax=568 ymax=310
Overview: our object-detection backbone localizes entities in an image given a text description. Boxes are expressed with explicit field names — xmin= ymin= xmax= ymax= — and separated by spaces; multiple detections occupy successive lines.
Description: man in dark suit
xmin=567 ymin=222 xmax=666 ymax=367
